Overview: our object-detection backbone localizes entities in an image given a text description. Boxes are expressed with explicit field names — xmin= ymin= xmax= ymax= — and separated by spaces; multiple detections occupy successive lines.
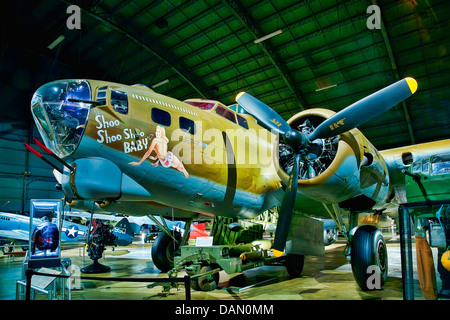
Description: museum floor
xmin=0 ymin=237 xmax=444 ymax=300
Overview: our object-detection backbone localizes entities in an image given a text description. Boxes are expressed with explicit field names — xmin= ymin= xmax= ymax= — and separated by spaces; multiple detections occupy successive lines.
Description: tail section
xmin=113 ymin=218 xmax=134 ymax=246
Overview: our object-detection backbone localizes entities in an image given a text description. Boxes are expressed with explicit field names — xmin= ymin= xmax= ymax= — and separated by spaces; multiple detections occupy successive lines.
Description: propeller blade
xmin=236 ymin=92 xmax=291 ymax=135
xmin=309 ymin=77 xmax=418 ymax=141
xmin=273 ymin=153 xmax=300 ymax=256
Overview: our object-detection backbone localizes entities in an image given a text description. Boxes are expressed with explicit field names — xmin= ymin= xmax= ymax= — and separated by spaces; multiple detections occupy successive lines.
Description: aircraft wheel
xmin=351 ymin=225 xmax=388 ymax=291
xmin=191 ymin=265 xmax=219 ymax=291
xmin=285 ymin=254 xmax=304 ymax=278
xmin=151 ymin=232 xmax=181 ymax=272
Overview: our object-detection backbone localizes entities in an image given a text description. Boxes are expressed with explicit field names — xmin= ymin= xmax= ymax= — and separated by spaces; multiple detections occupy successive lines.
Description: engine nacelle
xmin=278 ymin=109 xmax=390 ymax=211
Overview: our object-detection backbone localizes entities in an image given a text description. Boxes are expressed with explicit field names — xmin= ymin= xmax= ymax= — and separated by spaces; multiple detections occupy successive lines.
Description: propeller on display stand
xmin=236 ymin=77 xmax=418 ymax=255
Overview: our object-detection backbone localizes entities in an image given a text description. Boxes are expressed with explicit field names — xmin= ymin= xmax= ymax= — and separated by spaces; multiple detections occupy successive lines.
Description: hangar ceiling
xmin=1 ymin=0 xmax=449 ymax=150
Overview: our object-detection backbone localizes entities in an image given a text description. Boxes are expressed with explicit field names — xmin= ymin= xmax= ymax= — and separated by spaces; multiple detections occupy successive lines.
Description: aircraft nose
xmin=31 ymin=80 xmax=92 ymax=158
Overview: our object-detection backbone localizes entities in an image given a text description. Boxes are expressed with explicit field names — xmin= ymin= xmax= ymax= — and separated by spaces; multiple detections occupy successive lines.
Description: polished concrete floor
xmin=0 ymin=237 xmax=445 ymax=300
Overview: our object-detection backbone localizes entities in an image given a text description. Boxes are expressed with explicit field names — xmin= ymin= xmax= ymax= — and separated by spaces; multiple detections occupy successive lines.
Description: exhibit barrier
xmin=23 ymin=268 xmax=192 ymax=300
xmin=398 ymin=199 xmax=449 ymax=300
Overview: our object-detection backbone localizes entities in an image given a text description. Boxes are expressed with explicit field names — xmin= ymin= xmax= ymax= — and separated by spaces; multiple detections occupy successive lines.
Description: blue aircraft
xmin=0 ymin=211 xmax=140 ymax=254
xmin=0 ymin=212 xmax=88 ymax=254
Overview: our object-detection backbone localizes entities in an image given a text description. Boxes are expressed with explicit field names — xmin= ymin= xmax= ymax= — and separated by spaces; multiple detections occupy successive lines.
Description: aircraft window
xmin=32 ymin=104 xmax=54 ymax=141
xmin=111 ymin=89 xmax=128 ymax=115
xmin=422 ymin=159 xmax=429 ymax=174
xmin=96 ymin=87 xmax=107 ymax=106
xmin=151 ymin=107 xmax=171 ymax=126
xmin=179 ymin=117 xmax=196 ymax=135
xmin=412 ymin=161 xmax=421 ymax=174
xmin=228 ymin=103 xmax=248 ymax=114
xmin=402 ymin=152 xmax=413 ymax=165
xmin=431 ymin=154 xmax=450 ymax=175
xmin=184 ymin=101 xmax=215 ymax=110
xmin=236 ymin=114 xmax=249 ymax=129
xmin=215 ymin=105 xmax=236 ymax=123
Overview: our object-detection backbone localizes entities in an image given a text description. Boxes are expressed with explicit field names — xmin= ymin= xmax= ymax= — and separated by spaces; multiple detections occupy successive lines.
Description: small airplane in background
xmin=26 ymin=75 xmax=450 ymax=291
xmin=64 ymin=210 xmax=189 ymax=237
xmin=65 ymin=209 xmax=210 ymax=244
xmin=0 ymin=211 xmax=139 ymax=253
xmin=0 ymin=211 xmax=88 ymax=253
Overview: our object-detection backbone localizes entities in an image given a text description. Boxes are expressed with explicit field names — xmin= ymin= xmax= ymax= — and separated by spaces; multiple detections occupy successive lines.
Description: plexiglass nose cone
xmin=31 ymin=80 xmax=91 ymax=158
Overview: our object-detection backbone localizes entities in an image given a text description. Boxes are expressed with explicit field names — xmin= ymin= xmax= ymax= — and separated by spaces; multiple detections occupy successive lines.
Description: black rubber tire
xmin=351 ymin=225 xmax=388 ymax=291
xmin=285 ymin=254 xmax=305 ymax=278
xmin=151 ymin=232 xmax=181 ymax=272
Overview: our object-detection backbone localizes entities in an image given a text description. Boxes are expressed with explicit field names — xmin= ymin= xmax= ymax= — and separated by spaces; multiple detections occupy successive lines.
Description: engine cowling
xmin=277 ymin=108 xmax=390 ymax=211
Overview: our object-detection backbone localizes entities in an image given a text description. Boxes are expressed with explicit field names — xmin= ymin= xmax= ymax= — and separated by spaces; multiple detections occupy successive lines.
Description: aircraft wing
xmin=293 ymin=140 xmax=450 ymax=220
xmin=0 ymin=229 xmax=29 ymax=241
xmin=294 ymin=193 xmax=334 ymax=219
xmin=64 ymin=211 xmax=124 ymax=222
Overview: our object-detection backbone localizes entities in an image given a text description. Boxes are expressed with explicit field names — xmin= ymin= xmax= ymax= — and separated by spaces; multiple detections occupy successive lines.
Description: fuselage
xmin=30 ymin=79 xmax=450 ymax=220
xmin=31 ymin=79 xmax=283 ymax=219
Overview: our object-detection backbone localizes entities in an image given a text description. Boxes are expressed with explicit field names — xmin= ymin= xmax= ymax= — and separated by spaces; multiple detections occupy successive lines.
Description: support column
xmin=399 ymin=205 xmax=414 ymax=300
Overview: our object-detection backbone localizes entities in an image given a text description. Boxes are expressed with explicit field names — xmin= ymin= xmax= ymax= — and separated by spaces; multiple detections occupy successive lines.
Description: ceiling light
xmin=315 ymin=84 xmax=338 ymax=92
xmin=253 ymin=29 xmax=283 ymax=44
xmin=151 ymin=79 xmax=170 ymax=88
xmin=47 ymin=35 xmax=65 ymax=50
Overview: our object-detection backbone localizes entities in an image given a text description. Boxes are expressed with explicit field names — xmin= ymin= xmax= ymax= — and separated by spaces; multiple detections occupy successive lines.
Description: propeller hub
xmin=304 ymin=138 xmax=324 ymax=161
xmin=283 ymin=129 xmax=308 ymax=151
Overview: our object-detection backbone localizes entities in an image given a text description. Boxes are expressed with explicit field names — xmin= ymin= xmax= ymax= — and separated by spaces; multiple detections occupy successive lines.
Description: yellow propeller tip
xmin=272 ymin=249 xmax=284 ymax=258
xmin=236 ymin=91 xmax=246 ymax=101
xmin=405 ymin=77 xmax=418 ymax=94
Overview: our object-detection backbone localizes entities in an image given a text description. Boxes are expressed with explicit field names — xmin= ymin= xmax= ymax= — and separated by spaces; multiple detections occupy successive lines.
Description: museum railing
xmin=23 ymin=268 xmax=191 ymax=300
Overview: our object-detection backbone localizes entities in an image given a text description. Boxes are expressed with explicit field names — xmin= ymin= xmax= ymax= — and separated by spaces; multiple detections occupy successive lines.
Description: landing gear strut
xmin=148 ymin=214 xmax=192 ymax=272
xmin=151 ymin=231 xmax=182 ymax=272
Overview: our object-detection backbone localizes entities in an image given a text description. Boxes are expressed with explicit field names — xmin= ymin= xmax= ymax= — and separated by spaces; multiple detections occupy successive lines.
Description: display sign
xmin=28 ymin=200 xmax=62 ymax=268
xmin=195 ymin=236 xmax=214 ymax=247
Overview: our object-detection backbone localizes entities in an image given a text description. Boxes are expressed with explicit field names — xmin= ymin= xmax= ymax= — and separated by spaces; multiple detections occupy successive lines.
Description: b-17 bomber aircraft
xmin=27 ymin=76 xmax=449 ymax=291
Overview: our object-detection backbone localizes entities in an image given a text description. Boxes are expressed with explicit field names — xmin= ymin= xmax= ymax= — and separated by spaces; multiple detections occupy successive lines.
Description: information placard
xmin=195 ymin=236 xmax=214 ymax=247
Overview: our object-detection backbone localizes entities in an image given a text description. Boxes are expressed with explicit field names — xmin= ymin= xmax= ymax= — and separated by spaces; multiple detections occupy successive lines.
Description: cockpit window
xmin=228 ymin=103 xmax=248 ymax=114
xmin=184 ymin=100 xmax=215 ymax=110
xmin=431 ymin=154 xmax=450 ymax=175
xmin=236 ymin=114 xmax=249 ymax=129
xmin=111 ymin=89 xmax=128 ymax=115
xmin=215 ymin=105 xmax=236 ymax=123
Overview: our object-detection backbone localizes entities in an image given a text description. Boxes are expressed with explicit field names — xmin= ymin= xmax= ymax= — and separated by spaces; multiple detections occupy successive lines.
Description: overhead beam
xmin=59 ymin=0 xmax=209 ymax=98
xmin=222 ymin=0 xmax=307 ymax=110
xmin=372 ymin=0 xmax=416 ymax=145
